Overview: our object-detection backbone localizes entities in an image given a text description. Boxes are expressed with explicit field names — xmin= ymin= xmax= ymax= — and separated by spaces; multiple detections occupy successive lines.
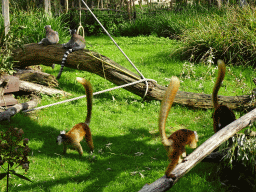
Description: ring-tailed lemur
xmin=56 ymin=77 xmax=94 ymax=155
xmin=38 ymin=25 xmax=59 ymax=45
xmin=55 ymin=29 xmax=86 ymax=79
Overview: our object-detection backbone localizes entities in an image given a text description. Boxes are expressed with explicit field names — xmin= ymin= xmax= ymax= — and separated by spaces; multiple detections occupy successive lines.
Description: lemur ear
xmin=60 ymin=130 xmax=66 ymax=134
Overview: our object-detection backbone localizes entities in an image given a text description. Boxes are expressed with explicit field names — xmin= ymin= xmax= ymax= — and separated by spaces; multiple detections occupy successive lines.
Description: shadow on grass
xmin=1 ymin=113 xmax=163 ymax=191
xmin=1 ymin=107 xmax=219 ymax=191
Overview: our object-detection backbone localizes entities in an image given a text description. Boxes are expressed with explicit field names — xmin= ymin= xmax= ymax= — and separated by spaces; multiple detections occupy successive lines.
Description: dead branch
xmin=14 ymin=68 xmax=59 ymax=87
xmin=139 ymin=108 xmax=256 ymax=192
xmin=12 ymin=43 xmax=256 ymax=109
xmin=0 ymin=98 xmax=39 ymax=121
xmin=19 ymin=80 xmax=71 ymax=96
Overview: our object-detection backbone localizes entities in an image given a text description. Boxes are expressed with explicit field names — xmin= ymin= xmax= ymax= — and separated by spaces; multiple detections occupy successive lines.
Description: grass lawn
xmin=1 ymin=35 xmax=255 ymax=192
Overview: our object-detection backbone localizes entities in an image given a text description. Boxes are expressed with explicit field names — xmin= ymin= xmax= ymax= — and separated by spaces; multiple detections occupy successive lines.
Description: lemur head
xmin=69 ymin=29 xmax=77 ymax=35
xmin=44 ymin=25 xmax=51 ymax=30
xmin=56 ymin=131 xmax=66 ymax=145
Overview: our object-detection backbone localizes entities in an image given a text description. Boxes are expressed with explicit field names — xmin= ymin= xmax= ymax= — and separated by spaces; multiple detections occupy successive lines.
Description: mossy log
xmin=12 ymin=43 xmax=256 ymax=109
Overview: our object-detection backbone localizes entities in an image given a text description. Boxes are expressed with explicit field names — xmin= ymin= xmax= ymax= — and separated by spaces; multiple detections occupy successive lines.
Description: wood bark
xmin=138 ymin=108 xmax=256 ymax=192
xmin=2 ymin=0 xmax=10 ymax=36
xmin=14 ymin=68 xmax=59 ymax=87
xmin=0 ymin=98 xmax=39 ymax=121
xmin=12 ymin=43 xmax=256 ymax=109
xmin=19 ymin=80 xmax=71 ymax=96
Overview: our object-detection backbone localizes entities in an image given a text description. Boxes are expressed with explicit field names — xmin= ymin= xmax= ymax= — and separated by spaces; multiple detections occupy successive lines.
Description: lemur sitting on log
xmin=38 ymin=25 xmax=59 ymax=45
xmin=55 ymin=29 xmax=86 ymax=79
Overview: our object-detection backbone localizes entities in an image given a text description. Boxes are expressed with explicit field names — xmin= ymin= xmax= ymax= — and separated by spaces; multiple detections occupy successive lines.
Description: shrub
xmin=175 ymin=6 xmax=256 ymax=65
xmin=0 ymin=127 xmax=32 ymax=192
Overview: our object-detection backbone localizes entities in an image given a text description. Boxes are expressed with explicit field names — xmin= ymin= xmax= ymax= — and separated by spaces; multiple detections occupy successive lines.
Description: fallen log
xmin=12 ymin=43 xmax=256 ymax=109
xmin=19 ymin=80 xmax=71 ymax=96
xmin=0 ymin=98 xmax=39 ymax=121
xmin=139 ymin=108 xmax=256 ymax=192
xmin=14 ymin=68 xmax=59 ymax=87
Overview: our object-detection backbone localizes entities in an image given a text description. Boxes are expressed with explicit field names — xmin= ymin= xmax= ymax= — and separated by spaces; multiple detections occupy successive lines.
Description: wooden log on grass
xmin=12 ymin=43 xmax=256 ymax=109
xmin=19 ymin=80 xmax=71 ymax=96
xmin=14 ymin=68 xmax=59 ymax=87
xmin=138 ymin=108 xmax=256 ymax=192
xmin=0 ymin=98 xmax=39 ymax=121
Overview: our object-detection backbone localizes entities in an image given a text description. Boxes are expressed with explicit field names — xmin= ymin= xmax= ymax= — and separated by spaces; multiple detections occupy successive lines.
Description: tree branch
xmin=12 ymin=44 xmax=256 ymax=109
xmin=0 ymin=98 xmax=39 ymax=121
xmin=139 ymin=108 xmax=256 ymax=192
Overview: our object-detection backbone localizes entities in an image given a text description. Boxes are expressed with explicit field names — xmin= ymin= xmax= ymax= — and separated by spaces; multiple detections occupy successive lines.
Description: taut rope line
xmin=80 ymin=0 xmax=149 ymax=98
xmin=22 ymin=78 xmax=156 ymax=113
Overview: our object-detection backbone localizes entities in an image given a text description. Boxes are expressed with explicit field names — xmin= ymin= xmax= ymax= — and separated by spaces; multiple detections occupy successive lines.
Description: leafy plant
xmin=0 ymin=26 xmax=25 ymax=75
xmin=0 ymin=127 xmax=32 ymax=192
xmin=176 ymin=6 xmax=256 ymax=65
xmin=224 ymin=131 xmax=256 ymax=172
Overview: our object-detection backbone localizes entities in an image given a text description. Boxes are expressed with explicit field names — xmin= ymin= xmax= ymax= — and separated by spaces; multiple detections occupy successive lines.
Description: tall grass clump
xmin=116 ymin=6 xmax=222 ymax=38
xmin=175 ymin=6 xmax=256 ymax=65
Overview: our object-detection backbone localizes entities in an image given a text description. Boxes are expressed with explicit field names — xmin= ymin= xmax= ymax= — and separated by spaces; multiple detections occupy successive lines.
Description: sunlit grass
xmin=1 ymin=34 xmax=255 ymax=191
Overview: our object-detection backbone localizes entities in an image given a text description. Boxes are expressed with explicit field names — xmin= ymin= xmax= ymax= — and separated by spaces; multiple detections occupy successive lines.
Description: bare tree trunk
xmin=12 ymin=44 xmax=256 ymax=109
xmin=127 ymin=0 xmax=131 ymax=20
xmin=216 ymin=0 xmax=221 ymax=8
xmin=2 ymin=0 xmax=10 ymax=36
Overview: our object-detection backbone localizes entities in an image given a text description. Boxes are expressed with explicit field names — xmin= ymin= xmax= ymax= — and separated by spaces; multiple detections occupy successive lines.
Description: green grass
xmin=176 ymin=6 xmax=256 ymax=65
xmin=1 ymin=35 xmax=255 ymax=191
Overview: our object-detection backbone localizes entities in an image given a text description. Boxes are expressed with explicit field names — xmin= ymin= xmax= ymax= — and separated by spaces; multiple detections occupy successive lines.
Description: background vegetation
xmin=1 ymin=1 xmax=256 ymax=191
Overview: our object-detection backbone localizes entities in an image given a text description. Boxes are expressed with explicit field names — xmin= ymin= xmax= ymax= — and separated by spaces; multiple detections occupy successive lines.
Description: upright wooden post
xmin=44 ymin=0 xmax=52 ymax=15
xmin=65 ymin=0 xmax=68 ymax=13
xmin=2 ymin=0 xmax=10 ymax=36
xmin=216 ymin=0 xmax=221 ymax=8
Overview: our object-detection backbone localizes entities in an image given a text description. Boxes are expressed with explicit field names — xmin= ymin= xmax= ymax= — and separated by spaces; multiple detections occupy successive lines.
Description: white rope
xmin=22 ymin=79 xmax=156 ymax=113
xmin=80 ymin=0 xmax=149 ymax=98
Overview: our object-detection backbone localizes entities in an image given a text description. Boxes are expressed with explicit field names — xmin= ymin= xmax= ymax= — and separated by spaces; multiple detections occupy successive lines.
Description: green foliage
xmin=0 ymin=127 xmax=32 ymax=192
xmin=176 ymin=6 xmax=256 ymax=65
xmin=224 ymin=130 xmax=256 ymax=172
xmin=1 ymin=35 xmax=255 ymax=191
xmin=0 ymin=9 xmax=68 ymax=74
xmin=0 ymin=27 xmax=24 ymax=75
xmin=62 ymin=9 xmax=127 ymax=36
xmin=217 ymin=125 xmax=256 ymax=191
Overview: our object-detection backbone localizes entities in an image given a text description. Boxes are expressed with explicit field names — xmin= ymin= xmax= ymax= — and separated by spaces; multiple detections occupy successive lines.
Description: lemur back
xmin=38 ymin=25 xmax=59 ymax=45
xmin=55 ymin=29 xmax=86 ymax=79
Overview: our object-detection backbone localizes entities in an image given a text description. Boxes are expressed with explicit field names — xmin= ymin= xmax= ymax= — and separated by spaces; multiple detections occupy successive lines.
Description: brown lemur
xmin=55 ymin=29 xmax=86 ymax=79
xmin=212 ymin=60 xmax=236 ymax=134
xmin=38 ymin=25 xmax=59 ymax=45
xmin=159 ymin=76 xmax=198 ymax=178
xmin=56 ymin=77 xmax=94 ymax=155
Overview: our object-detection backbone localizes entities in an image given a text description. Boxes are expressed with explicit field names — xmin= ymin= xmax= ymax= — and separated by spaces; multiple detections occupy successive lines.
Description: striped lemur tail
xmin=55 ymin=29 xmax=85 ymax=79
xmin=56 ymin=48 xmax=74 ymax=79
